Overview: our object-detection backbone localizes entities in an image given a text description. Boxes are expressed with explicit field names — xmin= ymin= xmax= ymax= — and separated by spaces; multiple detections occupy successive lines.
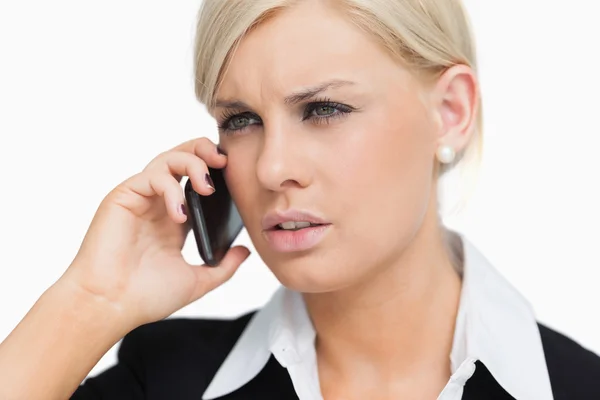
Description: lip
xmin=261 ymin=209 xmax=330 ymax=231
xmin=262 ymin=224 xmax=332 ymax=252
xmin=261 ymin=209 xmax=332 ymax=253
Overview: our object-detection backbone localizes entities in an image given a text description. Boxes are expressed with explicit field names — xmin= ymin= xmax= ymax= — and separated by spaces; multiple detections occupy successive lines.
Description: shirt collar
xmin=202 ymin=232 xmax=554 ymax=400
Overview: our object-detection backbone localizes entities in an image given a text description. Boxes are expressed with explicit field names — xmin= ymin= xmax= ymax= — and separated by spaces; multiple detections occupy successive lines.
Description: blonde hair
xmin=193 ymin=0 xmax=482 ymax=203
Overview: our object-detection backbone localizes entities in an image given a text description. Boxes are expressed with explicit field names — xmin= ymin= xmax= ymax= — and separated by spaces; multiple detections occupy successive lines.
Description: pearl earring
xmin=436 ymin=145 xmax=456 ymax=164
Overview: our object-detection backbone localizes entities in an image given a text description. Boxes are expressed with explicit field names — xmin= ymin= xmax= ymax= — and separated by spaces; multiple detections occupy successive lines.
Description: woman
xmin=1 ymin=0 xmax=599 ymax=399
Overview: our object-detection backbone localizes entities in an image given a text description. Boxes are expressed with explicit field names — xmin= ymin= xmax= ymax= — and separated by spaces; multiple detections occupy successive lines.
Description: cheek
xmin=332 ymin=108 xmax=434 ymax=207
xmin=332 ymin=109 xmax=435 ymax=258
xmin=222 ymin=155 xmax=259 ymax=229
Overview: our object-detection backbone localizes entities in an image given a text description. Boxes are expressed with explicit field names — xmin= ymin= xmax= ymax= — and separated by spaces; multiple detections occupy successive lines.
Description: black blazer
xmin=71 ymin=311 xmax=600 ymax=399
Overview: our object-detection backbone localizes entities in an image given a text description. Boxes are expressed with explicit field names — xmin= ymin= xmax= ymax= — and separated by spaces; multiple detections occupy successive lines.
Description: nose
xmin=255 ymin=121 xmax=311 ymax=192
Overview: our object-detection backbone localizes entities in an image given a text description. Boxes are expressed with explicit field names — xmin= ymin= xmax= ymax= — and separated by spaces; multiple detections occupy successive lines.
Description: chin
xmin=262 ymin=251 xmax=361 ymax=294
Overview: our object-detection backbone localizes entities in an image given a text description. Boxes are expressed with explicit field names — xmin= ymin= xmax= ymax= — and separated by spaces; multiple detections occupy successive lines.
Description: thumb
xmin=188 ymin=246 xmax=251 ymax=301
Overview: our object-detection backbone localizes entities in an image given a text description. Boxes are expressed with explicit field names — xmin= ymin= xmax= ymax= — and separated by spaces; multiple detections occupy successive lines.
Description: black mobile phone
xmin=183 ymin=167 xmax=244 ymax=266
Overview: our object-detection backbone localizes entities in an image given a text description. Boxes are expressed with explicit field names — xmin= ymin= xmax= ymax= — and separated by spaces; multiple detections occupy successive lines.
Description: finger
xmin=115 ymin=173 xmax=187 ymax=223
xmin=122 ymin=154 xmax=215 ymax=221
xmin=134 ymin=151 xmax=214 ymax=195
xmin=148 ymin=174 xmax=188 ymax=223
xmin=189 ymin=246 xmax=251 ymax=299
xmin=144 ymin=151 xmax=215 ymax=195
xmin=169 ymin=137 xmax=227 ymax=169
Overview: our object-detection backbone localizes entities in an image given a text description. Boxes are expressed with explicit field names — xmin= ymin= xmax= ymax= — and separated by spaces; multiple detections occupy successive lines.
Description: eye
xmin=303 ymin=99 xmax=354 ymax=123
xmin=217 ymin=99 xmax=356 ymax=134
xmin=229 ymin=115 xmax=251 ymax=129
xmin=218 ymin=111 xmax=261 ymax=134
xmin=314 ymin=104 xmax=336 ymax=116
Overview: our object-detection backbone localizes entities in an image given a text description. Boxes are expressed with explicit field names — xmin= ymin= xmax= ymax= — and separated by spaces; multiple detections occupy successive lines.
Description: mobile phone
xmin=183 ymin=167 xmax=244 ymax=266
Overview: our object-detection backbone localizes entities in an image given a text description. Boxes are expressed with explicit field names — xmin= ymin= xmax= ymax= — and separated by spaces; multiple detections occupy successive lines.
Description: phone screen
xmin=184 ymin=167 xmax=244 ymax=266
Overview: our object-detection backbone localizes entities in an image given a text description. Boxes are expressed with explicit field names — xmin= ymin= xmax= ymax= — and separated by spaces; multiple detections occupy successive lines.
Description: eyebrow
xmin=214 ymin=79 xmax=356 ymax=111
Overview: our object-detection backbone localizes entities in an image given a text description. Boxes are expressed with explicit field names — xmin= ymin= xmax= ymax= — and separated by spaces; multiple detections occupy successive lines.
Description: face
xmin=212 ymin=1 xmax=472 ymax=292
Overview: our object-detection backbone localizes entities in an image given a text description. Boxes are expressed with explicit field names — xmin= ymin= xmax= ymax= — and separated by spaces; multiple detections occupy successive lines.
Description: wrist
xmin=0 ymin=276 xmax=133 ymax=400
xmin=50 ymin=276 xmax=134 ymax=339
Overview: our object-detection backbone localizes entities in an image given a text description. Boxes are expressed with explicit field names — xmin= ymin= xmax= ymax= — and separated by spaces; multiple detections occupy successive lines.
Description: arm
xmin=0 ymin=138 xmax=249 ymax=399
xmin=0 ymin=277 xmax=131 ymax=400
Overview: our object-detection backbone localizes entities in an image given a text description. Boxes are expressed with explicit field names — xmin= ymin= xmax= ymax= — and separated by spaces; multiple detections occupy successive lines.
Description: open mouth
xmin=270 ymin=222 xmax=330 ymax=232
xmin=263 ymin=221 xmax=332 ymax=252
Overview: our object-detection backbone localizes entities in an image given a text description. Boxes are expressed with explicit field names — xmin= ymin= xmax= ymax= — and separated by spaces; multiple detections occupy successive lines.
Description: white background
xmin=0 ymin=0 xmax=599 ymax=378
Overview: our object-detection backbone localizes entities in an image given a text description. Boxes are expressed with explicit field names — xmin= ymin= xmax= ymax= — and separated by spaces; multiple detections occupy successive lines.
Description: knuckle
xmin=178 ymin=151 xmax=206 ymax=172
xmin=198 ymin=136 xmax=213 ymax=147
xmin=155 ymin=176 xmax=175 ymax=197
xmin=194 ymin=137 xmax=214 ymax=153
xmin=137 ymin=170 xmax=154 ymax=185
xmin=143 ymin=142 xmax=211 ymax=178
xmin=143 ymin=151 xmax=169 ymax=171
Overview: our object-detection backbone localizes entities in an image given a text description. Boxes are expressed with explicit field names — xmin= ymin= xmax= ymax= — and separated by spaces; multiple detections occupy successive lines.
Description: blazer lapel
xmin=462 ymin=361 xmax=516 ymax=400
xmin=219 ymin=355 xmax=299 ymax=399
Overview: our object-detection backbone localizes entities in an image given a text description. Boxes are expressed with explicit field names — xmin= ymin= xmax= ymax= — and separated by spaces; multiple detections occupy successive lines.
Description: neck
xmin=303 ymin=206 xmax=462 ymax=392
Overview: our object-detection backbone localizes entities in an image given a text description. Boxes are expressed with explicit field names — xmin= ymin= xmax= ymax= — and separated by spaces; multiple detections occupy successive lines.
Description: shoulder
xmin=537 ymin=323 xmax=600 ymax=398
xmin=124 ymin=310 xmax=256 ymax=349
xmin=73 ymin=311 xmax=258 ymax=399
xmin=118 ymin=311 xmax=257 ymax=390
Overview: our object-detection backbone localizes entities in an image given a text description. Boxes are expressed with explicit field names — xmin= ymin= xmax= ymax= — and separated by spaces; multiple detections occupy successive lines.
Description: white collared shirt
xmin=202 ymin=233 xmax=555 ymax=400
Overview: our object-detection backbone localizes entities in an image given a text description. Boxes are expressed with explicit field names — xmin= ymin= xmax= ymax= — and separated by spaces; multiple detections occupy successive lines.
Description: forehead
xmin=215 ymin=1 xmax=410 ymax=102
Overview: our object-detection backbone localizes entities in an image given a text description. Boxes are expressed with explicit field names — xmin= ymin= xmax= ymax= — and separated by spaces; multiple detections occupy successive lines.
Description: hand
xmin=60 ymin=138 xmax=250 ymax=331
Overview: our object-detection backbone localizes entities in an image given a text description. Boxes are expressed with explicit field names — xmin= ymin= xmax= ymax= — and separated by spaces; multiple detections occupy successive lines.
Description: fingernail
xmin=180 ymin=204 xmax=187 ymax=216
xmin=216 ymin=146 xmax=227 ymax=156
xmin=205 ymin=173 xmax=215 ymax=191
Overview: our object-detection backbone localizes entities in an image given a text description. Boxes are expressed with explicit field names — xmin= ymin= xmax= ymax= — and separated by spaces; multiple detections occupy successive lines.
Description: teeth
xmin=278 ymin=221 xmax=312 ymax=230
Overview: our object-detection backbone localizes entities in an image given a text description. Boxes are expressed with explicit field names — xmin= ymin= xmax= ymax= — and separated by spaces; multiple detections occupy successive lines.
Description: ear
xmin=430 ymin=64 xmax=479 ymax=155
